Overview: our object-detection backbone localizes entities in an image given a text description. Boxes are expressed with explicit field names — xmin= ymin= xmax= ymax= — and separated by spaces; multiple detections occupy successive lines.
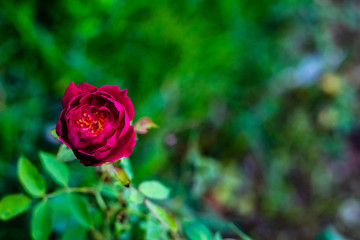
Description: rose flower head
xmin=56 ymin=82 xmax=136 ymax=166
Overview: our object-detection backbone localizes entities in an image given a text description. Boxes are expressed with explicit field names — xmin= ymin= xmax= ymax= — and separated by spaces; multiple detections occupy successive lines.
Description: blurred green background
xmin=1 ymin=0 xmax=360 ymax=239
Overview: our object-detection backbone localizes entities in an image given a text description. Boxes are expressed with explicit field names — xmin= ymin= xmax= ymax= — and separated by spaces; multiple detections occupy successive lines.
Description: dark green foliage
xmin=67 ymin=193 xmax=93 ymax=228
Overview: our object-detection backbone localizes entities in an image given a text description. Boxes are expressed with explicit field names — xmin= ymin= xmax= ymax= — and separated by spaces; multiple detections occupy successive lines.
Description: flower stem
xmin=45 ymin=187 xmax=95 ymax=199
xmin=95 ymin=187 xmax=107 ymax=211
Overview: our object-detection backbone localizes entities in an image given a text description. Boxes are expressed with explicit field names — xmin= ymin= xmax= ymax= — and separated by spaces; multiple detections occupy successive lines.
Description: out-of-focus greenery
xmin=1 ymin=0 xmax=360 ymax=239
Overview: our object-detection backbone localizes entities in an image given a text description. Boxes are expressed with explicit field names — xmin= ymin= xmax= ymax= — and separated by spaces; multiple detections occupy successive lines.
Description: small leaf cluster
xmin=0 ymin=145 xmax=239 ymax=239
xmin=0 ymin=152 xmax=72 ymax=239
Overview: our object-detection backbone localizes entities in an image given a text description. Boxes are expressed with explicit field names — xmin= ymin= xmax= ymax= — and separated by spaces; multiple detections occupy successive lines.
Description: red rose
xmin=56 ymin=82 xmax=136 ymax=166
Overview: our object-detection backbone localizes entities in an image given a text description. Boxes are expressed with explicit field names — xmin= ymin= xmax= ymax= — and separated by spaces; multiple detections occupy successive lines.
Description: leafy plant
xmin=0 ymin=121 xmax=243 ymax=240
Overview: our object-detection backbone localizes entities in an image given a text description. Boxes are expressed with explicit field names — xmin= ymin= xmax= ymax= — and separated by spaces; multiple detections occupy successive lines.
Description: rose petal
xmin=56 ymin=109 xmax=66 ymax=139
xmin=78 ymin=129 xmax=116 ymax=154
xmin=99 ymin=85 xmax=135 ymax=120
xmin=74 ymin=150 xmax=104 ymax=166
xmin=116 ymin=107 xmax=130 ymax=139
xmin=101 ymin=126 xmax=136 ymax=163
xmin=62 ymin=82 xmax=97 ymax=107
xmin=77 ymin=82 xmax=98 ymax=93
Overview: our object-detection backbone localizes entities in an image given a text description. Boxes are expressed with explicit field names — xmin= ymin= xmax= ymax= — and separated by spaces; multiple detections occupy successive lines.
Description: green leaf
xmin=89 ymin=229 xmax=105 ymax=240
xmin=144 ymin=216 xmax=168 ymax=240
xmin=214 ymin=232 xmax=223 ymax=240
xmin=67 ymin=193 xmax=93 ymax=228
xmin=50 ymin=129 xmax=59 ymax=141
xmin=129 ymin=187 xmax=144 ymax=204
xmin=31 ymin=199 xmax=54 ymax=240
xmin=145 ymin=200 xmax=177 ymax=231
xmin=315 ymin=226 xmax=348 ymax=240
xmin=183 ymin=220 xmax=212 ymax=240
xmin=57 ymin=144 xmax=76 ymax=162
xmin=229 ymin=223 xmax=252 ymax=240
xmin=100 ymin=183 xmax=119 ymax=199
xmin=0 ymin=194 xmax=32 ymax=221
xmin=18 ymin=156 xmax=46 ymax=197
xmin=139 ymin=181 xmax=170 ymax=200
xmin=39 ymin=151 xmax=69 ymax=187
xmin=61 ymin=225 xmax=87 ymax=240
xmin=114 ymin=166 xmax=131 ymax=188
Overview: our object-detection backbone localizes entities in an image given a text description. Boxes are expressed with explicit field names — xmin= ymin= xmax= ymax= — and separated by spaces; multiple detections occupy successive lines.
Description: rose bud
xmin=133 ymin=116 xmax=158 ymax=134
xmin=56 ymin=82 xmax=136 ymax=166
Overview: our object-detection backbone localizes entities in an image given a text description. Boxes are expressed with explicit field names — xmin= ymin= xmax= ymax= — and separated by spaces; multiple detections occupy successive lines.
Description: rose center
xmin=91 ymin=122 xmax=100 ymax=129
xmin=75 ymin=112 xmax=107 ymax=136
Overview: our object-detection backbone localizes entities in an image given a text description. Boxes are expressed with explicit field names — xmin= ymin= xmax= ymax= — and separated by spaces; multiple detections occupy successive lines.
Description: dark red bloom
xmin=56 ymin=82 xmax=136 ymax=166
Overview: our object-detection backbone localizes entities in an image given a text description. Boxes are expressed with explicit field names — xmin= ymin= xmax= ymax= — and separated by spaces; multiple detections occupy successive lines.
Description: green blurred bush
xmin=1 ymin=0 xmax=360 ymax=239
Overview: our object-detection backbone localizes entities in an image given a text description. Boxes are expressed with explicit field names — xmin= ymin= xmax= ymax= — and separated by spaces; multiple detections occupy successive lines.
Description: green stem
xmin=95 ymin=187 xmax=107 ymax=211
xmin=229 ymin=223 xmax=252 ymax=240
xmin=104 ymin=211 xmax=112 ymax=239
xmin=45 ymin=187 xmax=95 ymax=199
xmin=98 ymin=167 xmax=111 ymax=239
xmin=95 ymin=170 xmax=108 ymax=211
